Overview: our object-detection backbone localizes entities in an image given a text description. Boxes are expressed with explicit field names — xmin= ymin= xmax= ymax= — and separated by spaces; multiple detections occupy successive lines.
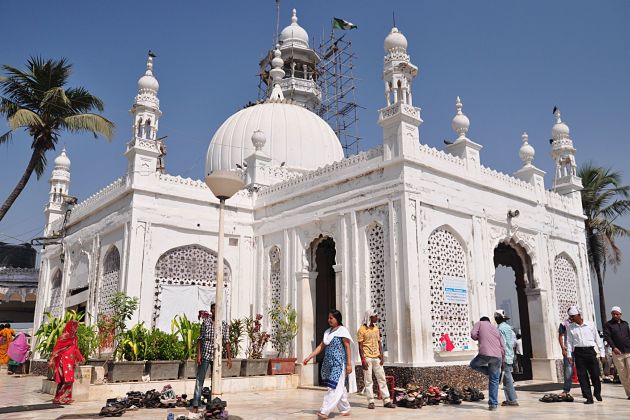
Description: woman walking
xmin=303 ymin=310 xmax=356 ymax=419
xmin=49 ymin=320 xmax=84 ymax=404
xmin=7 ymin=332 xmax=30 ymax=374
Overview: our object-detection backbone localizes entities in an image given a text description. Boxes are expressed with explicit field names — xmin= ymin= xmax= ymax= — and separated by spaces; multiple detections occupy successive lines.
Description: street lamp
xmin=204 ymin=169 xmax=244 ymax=396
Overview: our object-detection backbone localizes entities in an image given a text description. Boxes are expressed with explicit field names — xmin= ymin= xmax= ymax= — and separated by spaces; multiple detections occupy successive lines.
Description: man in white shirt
xmin=566 ymin=306 xmax=606 ymax=404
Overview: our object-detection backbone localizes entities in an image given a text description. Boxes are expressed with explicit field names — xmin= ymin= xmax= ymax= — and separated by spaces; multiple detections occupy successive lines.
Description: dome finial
xmin=137 ymin=51 xmax=159 ymax=92
xmin=519 ymin=131 xmax=535 ymax=165
xmin=146 ymin=50 xmax=156 ymax=76
xmin=268 ymin=46 xmax=285 ymax=101
xmin=291 ymin=8 xmax=298 ymax=24
xmin=451 ymin=96 xmax=470 ymax=139
xmin=251 ymin=130 xmax=267 ymax=151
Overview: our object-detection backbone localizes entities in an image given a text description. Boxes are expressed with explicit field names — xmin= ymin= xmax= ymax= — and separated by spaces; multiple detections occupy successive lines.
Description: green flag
xmin=332 ymin=17 xmax=357 ymax=30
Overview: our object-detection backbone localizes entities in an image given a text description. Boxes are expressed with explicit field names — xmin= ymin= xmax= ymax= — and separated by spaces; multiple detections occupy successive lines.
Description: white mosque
xmin=33 ymin=9 xmax=594 ymax=385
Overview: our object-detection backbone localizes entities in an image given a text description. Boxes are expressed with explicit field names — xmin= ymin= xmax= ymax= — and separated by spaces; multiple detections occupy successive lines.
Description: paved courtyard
xmin=1 ymin=375 xmax=629 ymax=419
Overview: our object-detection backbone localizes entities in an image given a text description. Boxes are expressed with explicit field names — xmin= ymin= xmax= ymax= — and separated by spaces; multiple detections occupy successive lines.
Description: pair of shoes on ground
xmin=367 ymin=402 xmax=396 ymax=409
xmin=501 ymin=400 xmax=519 ymax=406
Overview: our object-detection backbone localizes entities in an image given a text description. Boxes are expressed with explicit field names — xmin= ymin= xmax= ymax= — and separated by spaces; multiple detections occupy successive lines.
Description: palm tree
xmin=579 ymin=162 xmax=630 ymax=325
xmin=0 ymin=57 xmax=114 ymax=222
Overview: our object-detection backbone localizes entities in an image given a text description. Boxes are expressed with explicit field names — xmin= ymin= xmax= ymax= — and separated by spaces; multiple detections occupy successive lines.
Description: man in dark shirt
xmin=603 ymin=306 xmax=630 ymax=399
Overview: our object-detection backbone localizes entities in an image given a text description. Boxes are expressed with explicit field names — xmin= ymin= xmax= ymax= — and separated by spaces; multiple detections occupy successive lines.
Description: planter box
xmin=268 ymin=357 xmax=297 ymax=375
xmin=146 ymin=360 xmax=180 ymax=380
xmin=222 ymin=358 xmax=242 ymax=377
xmin=107 ymin=361 xmax=145 ymax=383
xmin=240 ymin=358 xmax=269 ymax=376
xmin=179 ymin=360 xmax=198 ymax=379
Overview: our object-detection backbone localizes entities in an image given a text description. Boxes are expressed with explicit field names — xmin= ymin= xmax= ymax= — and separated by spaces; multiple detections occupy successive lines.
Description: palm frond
xmin=8 ymin=108 xmax=43 ymax=130
xmin=40 ymin=86 xmax=70 ymax=108
xmin=0 ymin=130 xmax=12 ymax=145
xmin=62 ymin=113 xmax=114 ymax=141
xmin=65 ymin=87 xmax=105 ymax=112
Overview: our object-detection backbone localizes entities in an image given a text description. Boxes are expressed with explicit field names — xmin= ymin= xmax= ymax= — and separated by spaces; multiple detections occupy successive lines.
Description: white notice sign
xmin=443 ymin=276 xmax=468 ymax=304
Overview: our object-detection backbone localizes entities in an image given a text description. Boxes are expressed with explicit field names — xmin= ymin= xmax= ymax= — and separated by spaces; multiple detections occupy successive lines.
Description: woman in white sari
xmin=304 ymin=309 xmax=357 ymax=419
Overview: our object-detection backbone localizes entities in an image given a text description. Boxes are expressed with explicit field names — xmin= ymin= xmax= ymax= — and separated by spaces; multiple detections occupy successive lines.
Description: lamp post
xmin=204 ymin=169 xmax=244 ymax=396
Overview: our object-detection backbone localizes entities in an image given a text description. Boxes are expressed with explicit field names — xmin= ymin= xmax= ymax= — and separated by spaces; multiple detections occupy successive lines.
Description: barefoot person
xmin=358 ymin=309 xmax=395 ymax=410
xmin=603 ymin=306 xmax=630 ymax=399
xmin=469 ymin=316 xmax=505 ymax=411
xmin=303 ymin=309 xmax=357 ymax=419
xmin=49 ymin=320 xmax=84 ymax=405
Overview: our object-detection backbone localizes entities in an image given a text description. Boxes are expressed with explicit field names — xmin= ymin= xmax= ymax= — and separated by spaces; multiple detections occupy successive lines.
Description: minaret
xmin=260 ymin=9 xmax=321 ymax=110
xmin=44 ymin=149 xmax=71 ymax=236
xmin=377 ymin=27 xmax=422 ymax=160
xmin=125 ymin=52 xmax=163 ymax=182
xmin=550 ymin=108 xmax=582 ymax=196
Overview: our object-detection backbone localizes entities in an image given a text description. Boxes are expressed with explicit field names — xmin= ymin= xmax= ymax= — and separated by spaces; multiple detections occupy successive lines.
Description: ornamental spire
xmin=268 ymin=46 xmax=285 ymax=101
xmin=519 ymin=132 xmax=535 ymax=166
xmin=451 ymin=96 xmax=470 ymax=140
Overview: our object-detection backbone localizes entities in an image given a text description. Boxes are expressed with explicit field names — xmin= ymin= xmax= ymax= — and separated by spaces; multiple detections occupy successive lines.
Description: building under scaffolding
xmin=256 ymin=12 xmax=362 ymax=157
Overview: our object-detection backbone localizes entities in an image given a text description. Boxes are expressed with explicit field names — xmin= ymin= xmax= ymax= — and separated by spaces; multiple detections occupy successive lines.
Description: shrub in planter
xmin=77 ymin=324 xmax=98 ymax=363
xmin=241 ymin=314 xmax=270 ymax=376
xmin=109 ymin=323 xmax=148 ymax=383
xmin=267 ymin=300 xmax=299 ymax=375
xmin=145 ymin=329 xmax=183 ymax=380
xmin=34 ymin=310 xmax=84 ymax=359
xmin=172 ymin=314 xmax=202 ymax=378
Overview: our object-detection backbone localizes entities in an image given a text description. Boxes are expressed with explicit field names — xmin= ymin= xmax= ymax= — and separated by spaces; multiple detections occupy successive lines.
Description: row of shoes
xmin=98 ymin=385 xmax=191 ymax=417
xmin=393 ymin=384 xmax=475 ymax=409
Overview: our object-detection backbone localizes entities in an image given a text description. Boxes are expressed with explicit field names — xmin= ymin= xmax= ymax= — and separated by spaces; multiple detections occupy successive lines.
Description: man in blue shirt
xmin=494 ymin=310 xmax=518 ymax=406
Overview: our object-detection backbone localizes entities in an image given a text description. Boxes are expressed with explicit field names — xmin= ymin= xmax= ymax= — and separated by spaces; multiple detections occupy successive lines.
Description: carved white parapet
xmin=445 ymin=137 xmax=482 ymax=173
xmin=378 ymin=102 xmax=422 ymax=126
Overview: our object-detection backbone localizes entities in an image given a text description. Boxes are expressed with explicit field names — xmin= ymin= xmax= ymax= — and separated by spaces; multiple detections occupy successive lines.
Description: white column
xmin=296 ymin=270 xmax=318 ymax=385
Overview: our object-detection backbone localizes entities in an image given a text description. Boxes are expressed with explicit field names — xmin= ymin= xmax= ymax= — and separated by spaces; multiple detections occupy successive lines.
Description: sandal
xmin=317 ymin=413 xmax=328 ymax=419
xmin=539 ymin=393 xmax=557 ymax=403
xmin=562 ymin=394 xmax=574 ymax=402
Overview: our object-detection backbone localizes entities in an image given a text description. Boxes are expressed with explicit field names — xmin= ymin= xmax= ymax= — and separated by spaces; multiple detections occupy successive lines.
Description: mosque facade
xmin=33 ymin=9 xmax=593 ymax=384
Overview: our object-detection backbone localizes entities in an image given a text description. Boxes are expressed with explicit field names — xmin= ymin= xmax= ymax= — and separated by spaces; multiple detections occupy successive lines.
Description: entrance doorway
xmin=494 ymin=242 xmax=533 ymax=381
xmin=311 ymin=236 xmax=336 ymax=384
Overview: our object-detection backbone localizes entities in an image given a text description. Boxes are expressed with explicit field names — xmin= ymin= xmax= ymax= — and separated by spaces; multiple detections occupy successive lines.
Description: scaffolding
xmin=316 ymin=31 xmax=363 ymax=157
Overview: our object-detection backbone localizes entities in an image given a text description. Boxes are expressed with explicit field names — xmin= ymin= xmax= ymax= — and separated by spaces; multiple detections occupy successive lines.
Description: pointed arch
xmin=426 ymin=226 xmax=470 ymax=351
xmin=153 ymin=244 xmax=231 ymax=325
xmin=366 ymin=222 xmax=388 ymax=350
xmin=553 ymin=253 xmax=579 ymax=322
xmin=98 ymin=246 xmax=121 ymax=316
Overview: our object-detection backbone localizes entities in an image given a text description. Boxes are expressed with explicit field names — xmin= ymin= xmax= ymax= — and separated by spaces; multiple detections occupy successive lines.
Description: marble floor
xmin=1 ymin=374 xmax=629 ymax=419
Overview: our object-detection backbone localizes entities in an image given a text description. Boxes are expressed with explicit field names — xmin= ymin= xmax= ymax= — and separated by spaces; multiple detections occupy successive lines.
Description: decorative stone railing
xmin=258 ymin=165 xmax=302 ymax=181
xmin=0 ymin=267 xmax=39 ymax=283
xmin=545 ymin=189 xmax=575 ymax=210
xmin=417 ymin=143 xmax=466 ymax=167
xmin=258 ymin=146 xmax=384 ymax=198
xmin=157 ymin=173 xmax=209 ymax=189
xmin=479 ymin=165 xmax=535 ymax=192
xmin=60 ymin=176 xmax=129 ymax=228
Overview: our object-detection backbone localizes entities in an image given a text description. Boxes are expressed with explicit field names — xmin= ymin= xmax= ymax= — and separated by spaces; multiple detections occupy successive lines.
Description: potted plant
xmin=145 ymin=328 xmax=183 ymax=380
xmin=171 ymin=314 xmax=201 ymax=379
xmin=222 ymin=319 xmax=244 ymax=377
xmin=240 ymin=314 xmax=270 ymax=376
xmin=108 ymin=322 xmax=147 ymax=382
xmin=267 ymin=301 xmax=299 ymax=375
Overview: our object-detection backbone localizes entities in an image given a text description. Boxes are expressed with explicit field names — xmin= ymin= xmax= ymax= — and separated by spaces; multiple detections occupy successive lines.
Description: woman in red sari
xmin=49 ymin=320 xmax=84 ymax=404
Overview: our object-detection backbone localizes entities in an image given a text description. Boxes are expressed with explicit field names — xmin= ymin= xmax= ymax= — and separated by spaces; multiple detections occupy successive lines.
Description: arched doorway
xmin=310 ymin=235 xmax=336 ymax=384
xmin=494 ymin=241 xmax=533 ymax=381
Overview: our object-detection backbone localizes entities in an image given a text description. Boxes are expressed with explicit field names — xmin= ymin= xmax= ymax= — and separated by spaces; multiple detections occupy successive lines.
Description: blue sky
xmin=1 ymin=0 xmax=629 ymax=323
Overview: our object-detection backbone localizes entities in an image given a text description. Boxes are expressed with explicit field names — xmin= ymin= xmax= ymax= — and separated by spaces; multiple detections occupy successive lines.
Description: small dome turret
xmin=279 ymin=9 xmax=309 ymax=49
xmin=137 ymin=52 xmax=159 ymax=92
xmin=384 ymin=27 xmax=408 ymax=52
xmin=551 ymin=108 xmax=570 ymax=140
xmin=54 ymin=148 xmax=71 ymax=169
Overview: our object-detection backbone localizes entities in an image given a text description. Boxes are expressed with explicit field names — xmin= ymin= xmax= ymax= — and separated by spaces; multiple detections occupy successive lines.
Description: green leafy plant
xmin=223 ymin=318 xmax=244 ymax=359
xmin=77 ymin=324 xmax=98 ymax=361
xmin=116 ymin=323 xmax=148 ymax=361
xmin=145 ymin=328 xmax=185 ymax=361
xmin=268 ymin=300 xmax=299 ymax=358
xmin=100 ymin=292 xmax=139 ymax=359
xmin=171 ymin=314 xmax=200 ymax=360
xmin=34 ymin=310 xmax=84 ymax=358
xmin=244 ymin=314 xmax=270 ymax=359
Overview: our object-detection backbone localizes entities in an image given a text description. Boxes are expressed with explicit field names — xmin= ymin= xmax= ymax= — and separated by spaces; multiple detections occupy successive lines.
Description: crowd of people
xmin=0 ymin=323 xmax=30 ymax=375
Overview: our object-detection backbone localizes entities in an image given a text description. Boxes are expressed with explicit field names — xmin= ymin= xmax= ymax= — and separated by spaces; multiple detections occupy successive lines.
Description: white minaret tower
xmin=125 ymin=52 xmax=164 ymax=182
xmin=261 ymin=9 xmax=321 ymax=111
xmin=378 ymin=27 xmax=422 ymax=160
xmin=44 ymin=148 xmax=71 ymax=236
xmin=551 ymin=108 xmax=582 ymax=196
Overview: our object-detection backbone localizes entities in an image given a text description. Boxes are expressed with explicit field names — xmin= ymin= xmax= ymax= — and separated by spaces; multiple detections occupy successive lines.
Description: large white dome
xmin=206 ymin=102 xmax=344 ymax=175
